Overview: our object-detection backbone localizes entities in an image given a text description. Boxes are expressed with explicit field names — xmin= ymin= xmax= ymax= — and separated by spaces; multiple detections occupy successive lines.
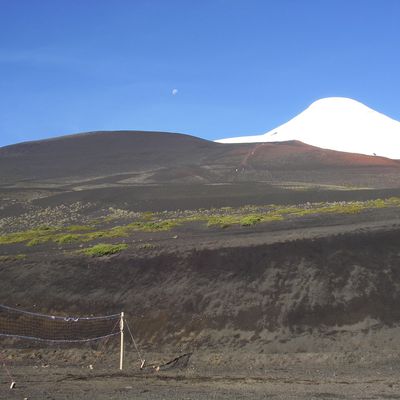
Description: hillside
xmin=1 ymin=131 xmax=400 ymax=219
xmin=2 ymin=129 xmax=400 ymax=363
xmin=1 ymin=130 xmax=400 ymax=189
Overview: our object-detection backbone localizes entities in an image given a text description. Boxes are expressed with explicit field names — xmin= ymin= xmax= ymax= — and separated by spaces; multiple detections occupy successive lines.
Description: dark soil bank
xmin=2 ymin=228 xmax=400 ymax=353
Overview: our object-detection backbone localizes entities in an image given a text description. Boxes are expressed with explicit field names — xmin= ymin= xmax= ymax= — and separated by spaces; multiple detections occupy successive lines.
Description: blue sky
xmin=1 ymin=0 xmax=400 ymax=147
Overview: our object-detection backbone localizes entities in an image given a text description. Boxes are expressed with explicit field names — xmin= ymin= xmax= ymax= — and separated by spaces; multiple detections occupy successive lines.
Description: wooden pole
xmin=119 ymin=312 xmax=124 ymax=371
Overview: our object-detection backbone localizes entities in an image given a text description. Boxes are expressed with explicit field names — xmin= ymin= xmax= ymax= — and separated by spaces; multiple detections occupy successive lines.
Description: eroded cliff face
xmin=1 ymin=228 xmax=400 ymax=352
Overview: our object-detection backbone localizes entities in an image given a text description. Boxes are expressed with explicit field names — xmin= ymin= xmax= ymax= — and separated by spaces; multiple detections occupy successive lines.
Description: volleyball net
xmin=0 ymin=304 xmax=121 ymax=344
xmin=0 ymin=304 xmax=192 ymax=390
xmin=0 ymin=304 xmax=142 ymax=376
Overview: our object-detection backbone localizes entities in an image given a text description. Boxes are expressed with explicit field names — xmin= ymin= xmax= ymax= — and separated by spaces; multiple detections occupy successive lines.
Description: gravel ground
xmin=3 ymin=352 xmax=400 ymax=400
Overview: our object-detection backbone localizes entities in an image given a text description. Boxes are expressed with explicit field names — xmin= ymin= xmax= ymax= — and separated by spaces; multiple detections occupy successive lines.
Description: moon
xmin=172 ymin=88 xmax=178 ymax=96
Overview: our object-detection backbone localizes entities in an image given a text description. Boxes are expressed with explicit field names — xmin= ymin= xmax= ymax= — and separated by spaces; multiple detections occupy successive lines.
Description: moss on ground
xmin=54 ymin=234 xmax=83 ymax=244
xmin=207 ymin=213 xmax=284 ymax=227
xmin=82 ymin=243 xmax=128 ymax=257
xmin=0 ymin=227 xmax=58 ymax=245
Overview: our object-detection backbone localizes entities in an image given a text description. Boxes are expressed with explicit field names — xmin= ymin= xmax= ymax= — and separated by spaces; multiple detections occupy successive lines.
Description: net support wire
xmin=125 ymin=319 xmax=146 ymax=369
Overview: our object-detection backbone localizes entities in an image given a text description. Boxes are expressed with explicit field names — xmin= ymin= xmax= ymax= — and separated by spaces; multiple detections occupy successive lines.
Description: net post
xmin=119 ymin=312 xmax=124 ymax=371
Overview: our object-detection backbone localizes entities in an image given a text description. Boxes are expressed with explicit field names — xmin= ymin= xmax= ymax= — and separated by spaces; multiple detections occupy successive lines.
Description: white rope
xmin=0 ymin=332 xmax=120 ymax=343
xmin=0 ymin=304 xmax=120 ymax=321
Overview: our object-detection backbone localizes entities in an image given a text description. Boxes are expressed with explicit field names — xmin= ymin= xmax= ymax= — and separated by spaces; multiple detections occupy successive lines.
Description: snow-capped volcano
xmin=217 ymin=97 xmax=400 ymax=159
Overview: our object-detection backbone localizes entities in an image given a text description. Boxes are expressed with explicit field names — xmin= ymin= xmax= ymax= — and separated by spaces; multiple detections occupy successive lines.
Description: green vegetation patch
xmin=0 ymin=227 xmax=58 ymax=245
xmin=2 ymin=196 xmax=400 ymax=248
xmin=207 ymin=213 xmax=284 ymax=228
xmin=54 ymin=234 xmax=83 ymax=244
xmin=82 ymin=243 xmax=128 ymax=257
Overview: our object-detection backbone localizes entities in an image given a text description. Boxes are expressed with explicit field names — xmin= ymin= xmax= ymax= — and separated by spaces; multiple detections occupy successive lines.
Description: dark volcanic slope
xmin=1 ymin=130 xmax=400 ymax=187
xmin=0 ymin=131 xmax=220 ymax=184
xmin=2 ymin=226 xmax=400 ymax=352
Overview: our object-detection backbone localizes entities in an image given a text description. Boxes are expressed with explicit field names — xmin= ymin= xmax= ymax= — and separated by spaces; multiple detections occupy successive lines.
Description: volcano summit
xmin=217 ymin=97 xmax=400 ymax=159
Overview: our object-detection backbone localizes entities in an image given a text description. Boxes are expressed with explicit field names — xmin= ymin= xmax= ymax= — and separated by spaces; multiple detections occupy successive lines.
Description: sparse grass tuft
xmin=206 ymin=215 xmax=237 ymax=228
xmin=207 ymin=213 xmax=283 ymax=227
xmin=65 ymin=225 xmax=94 ymax=232
xmin=27 ymin=237 xmax=51 ymax=246
xmin=82 ymin=243 xmax=128 ymax=257
xmin=240 ymin=215 xmax=263 ymax=226
xmin=0 ymin=254 xmax=26 ymax=262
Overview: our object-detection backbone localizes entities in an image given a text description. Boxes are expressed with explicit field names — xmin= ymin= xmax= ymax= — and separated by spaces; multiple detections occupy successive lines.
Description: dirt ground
xmin=3 ymin=351 xmax=400 ymax=399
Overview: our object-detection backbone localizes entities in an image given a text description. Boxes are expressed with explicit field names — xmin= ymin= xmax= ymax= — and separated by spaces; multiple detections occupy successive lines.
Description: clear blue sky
xmin=1 ymin=0 xmax=400 ymax=147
